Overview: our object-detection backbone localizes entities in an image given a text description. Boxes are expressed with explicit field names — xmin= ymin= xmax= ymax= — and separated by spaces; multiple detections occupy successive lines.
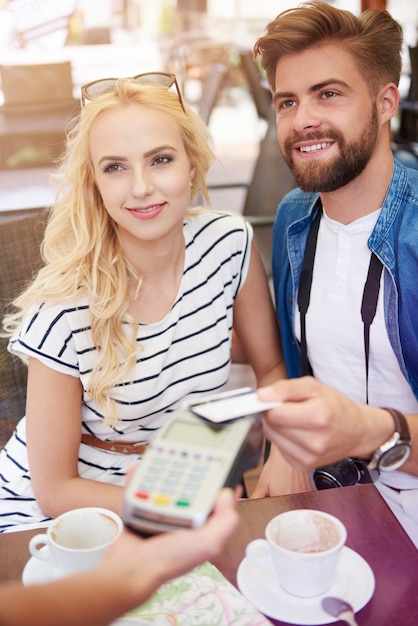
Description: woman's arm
xmin=233 ymin=241 xmax=286 ymax=387
xmin=250 ymin=442 xmax=313 ymax=498
xmin=26 ymin=358 xmax=125 ymax=518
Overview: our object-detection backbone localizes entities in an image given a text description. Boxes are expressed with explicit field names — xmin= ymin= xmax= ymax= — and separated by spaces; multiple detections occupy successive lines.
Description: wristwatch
xmin=367 ymin=408 xmax=412 ymax=472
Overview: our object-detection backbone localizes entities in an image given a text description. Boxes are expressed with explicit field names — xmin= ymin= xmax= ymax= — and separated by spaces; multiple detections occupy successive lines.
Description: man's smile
xmin=298 ymin=142 xmax=333 ymax=153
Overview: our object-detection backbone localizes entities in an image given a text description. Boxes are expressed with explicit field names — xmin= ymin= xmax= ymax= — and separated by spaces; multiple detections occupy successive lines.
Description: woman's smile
xmin=126 ymin=202 xmax=166 ymax=219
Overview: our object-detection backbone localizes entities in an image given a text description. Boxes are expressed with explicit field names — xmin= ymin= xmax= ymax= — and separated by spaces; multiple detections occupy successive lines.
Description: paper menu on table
xmin=112 ymin=561 xmax=271 ymax=626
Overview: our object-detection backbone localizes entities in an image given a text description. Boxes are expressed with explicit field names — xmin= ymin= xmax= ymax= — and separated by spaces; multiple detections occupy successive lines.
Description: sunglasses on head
xmin=80 ymin=72 xmax=185 ymax=111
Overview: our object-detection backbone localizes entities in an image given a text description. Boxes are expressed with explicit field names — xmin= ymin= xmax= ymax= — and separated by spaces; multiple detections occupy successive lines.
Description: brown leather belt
xmin=81 ymin=434 xmax=148 ymax=455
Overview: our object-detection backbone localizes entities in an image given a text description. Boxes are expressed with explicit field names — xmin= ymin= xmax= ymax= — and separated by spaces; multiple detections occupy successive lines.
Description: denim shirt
xmin=272 ymin=159 xmax=418 ymax=399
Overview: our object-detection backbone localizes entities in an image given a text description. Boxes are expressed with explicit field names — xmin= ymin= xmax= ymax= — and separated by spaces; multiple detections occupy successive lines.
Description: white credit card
xmin=187 ymin=387 xmax=281 ymax=423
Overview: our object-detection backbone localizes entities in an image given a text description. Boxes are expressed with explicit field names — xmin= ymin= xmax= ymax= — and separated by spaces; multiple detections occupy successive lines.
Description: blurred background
xmin=0 ymin=0 xmax=417 ymax=216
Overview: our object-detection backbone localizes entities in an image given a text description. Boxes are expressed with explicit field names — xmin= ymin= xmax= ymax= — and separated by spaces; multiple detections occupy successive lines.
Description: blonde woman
xmin=0 ymin=73 xmax=285 ymax=530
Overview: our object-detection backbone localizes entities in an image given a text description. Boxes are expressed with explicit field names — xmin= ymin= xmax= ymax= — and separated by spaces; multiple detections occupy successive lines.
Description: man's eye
xmin=322 ymin=90 xmax=337 ymax=99
xmin=277 ymin=100 xmax=295 ymax=111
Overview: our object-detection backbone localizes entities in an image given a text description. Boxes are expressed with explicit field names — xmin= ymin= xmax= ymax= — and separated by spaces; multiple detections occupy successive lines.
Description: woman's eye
xmin=152 ymin=155 xmax=172 ymax=167
xmin=103 ymin=163 xmax=124 ymax=173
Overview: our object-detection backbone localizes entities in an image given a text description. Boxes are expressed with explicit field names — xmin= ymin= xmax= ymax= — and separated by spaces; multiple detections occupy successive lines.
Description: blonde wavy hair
xmin=3 ymin=78 xmax=215 ymax=423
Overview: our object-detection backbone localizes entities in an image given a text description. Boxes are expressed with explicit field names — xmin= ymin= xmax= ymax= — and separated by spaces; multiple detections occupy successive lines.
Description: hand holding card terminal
xmin=123 ymin=389 xmax=267 ymax=534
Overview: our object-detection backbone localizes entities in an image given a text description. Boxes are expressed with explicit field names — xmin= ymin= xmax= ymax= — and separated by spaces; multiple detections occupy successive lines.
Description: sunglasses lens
xmin=135 ymin=73 xmax=175 ymax=89
xmin=83 ymin=78 xmax=119 ymax=101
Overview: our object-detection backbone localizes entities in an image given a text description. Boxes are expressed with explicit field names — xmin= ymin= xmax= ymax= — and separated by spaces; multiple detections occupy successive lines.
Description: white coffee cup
xmin=246 ymin=509 xmax=347 ymax=597
xmin=29 ymin=507 xmax=123 ymax=576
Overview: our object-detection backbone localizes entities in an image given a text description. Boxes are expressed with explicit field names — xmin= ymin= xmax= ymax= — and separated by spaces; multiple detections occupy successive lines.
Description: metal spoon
xmin=321 ymin=597 xmax=359 ymax=626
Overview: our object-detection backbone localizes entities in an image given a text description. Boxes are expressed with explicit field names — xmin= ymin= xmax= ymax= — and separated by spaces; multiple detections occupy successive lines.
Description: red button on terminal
xmin=135 ymin=490 xmax=149 ymax=500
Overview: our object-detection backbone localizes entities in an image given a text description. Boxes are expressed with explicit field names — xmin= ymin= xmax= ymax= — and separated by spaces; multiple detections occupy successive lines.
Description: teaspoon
xmin=321 ymin=596 xmax=359 ymax=626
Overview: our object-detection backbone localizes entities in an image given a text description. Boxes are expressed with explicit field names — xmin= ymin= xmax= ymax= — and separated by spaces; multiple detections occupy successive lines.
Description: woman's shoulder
xmin=21 ymin=294 xmax=91 ymax=331
xmin=9 ymin=295 xmax=92 ymax=373
xmin=185 ymin=210 xmax=250 ymax=237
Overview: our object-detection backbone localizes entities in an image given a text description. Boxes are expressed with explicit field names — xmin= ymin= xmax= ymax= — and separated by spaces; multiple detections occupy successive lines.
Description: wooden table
xmin=1 ymin=485 xmax=417 ymax=626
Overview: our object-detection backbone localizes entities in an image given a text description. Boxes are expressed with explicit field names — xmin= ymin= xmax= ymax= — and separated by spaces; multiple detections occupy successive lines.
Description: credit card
xmin=187 ymin=387 xmax=281 ymax=423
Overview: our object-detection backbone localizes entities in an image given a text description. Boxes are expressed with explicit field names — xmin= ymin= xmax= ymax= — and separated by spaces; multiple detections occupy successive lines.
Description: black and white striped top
xmin=10 ymin=211 xmax=252 ymax=439
xmin=0 ymin=212 xmax=252 ymax=530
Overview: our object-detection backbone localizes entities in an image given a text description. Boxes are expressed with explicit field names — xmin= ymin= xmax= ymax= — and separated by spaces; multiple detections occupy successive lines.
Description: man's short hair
xmin=254 ymin=1 xmax=403 ymax=96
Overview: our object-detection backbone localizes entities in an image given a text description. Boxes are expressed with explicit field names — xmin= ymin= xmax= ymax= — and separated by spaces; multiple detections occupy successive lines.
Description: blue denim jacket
xmin=272 ymin=159 xmax=418 ymax=399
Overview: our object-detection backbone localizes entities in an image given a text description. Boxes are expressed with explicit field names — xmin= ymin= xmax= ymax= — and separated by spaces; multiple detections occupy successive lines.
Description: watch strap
xmin=380 ymin=408 xmax=411 ymax=443
xmin=366 ymin=408 xmax=412 ymax=471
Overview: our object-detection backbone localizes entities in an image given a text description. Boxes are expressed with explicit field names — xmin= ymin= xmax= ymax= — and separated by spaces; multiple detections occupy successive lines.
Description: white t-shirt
xmin=295 ymin=208 xmax=418 ymax=493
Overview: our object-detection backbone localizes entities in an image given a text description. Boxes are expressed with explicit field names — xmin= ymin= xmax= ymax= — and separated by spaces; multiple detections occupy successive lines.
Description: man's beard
xmin=282 ymin=107 xmax=379 ymax=193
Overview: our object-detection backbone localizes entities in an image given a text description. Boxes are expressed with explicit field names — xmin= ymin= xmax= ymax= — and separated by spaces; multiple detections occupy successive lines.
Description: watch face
xmin=379 ymin=443 xmax=411 ymax=471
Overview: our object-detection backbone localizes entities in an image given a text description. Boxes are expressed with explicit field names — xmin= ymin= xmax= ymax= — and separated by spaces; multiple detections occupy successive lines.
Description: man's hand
xmin=257 ymin=377 xmax=394 ymax=469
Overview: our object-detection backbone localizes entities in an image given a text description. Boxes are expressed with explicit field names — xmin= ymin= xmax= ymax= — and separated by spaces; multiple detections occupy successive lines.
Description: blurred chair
xmin=0 ymin=61 xmax=76 ymax=114
xmin=0 ymin=61 xmax=78 ymax=168
xmin=165 ymin=33 xmax=231 ymax=99
xmin=237 ymin=49 xmax=272 ymax=122
xmin=8 ymin=0 xmax=76 ymax=49
xmin=0 ymin=210 xmax=47 ymax=449
xmin=208 ymin=112 xmax=295 ymax=275
xmin=198 ymin=63 xmax=228 ymax=125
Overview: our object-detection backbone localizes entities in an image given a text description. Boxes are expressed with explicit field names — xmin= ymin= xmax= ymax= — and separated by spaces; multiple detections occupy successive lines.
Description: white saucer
xmin=237 ymin=546 xmax=375 ymax=625
xmin=22 ymin=554 xmax=66 ymax=586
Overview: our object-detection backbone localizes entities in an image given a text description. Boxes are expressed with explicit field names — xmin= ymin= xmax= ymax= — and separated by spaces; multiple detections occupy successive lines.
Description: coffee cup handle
xmin=246 ymin=538 xmax=271 ymax=564
xmin=29 ymin=534 xmax=53 ymax=563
